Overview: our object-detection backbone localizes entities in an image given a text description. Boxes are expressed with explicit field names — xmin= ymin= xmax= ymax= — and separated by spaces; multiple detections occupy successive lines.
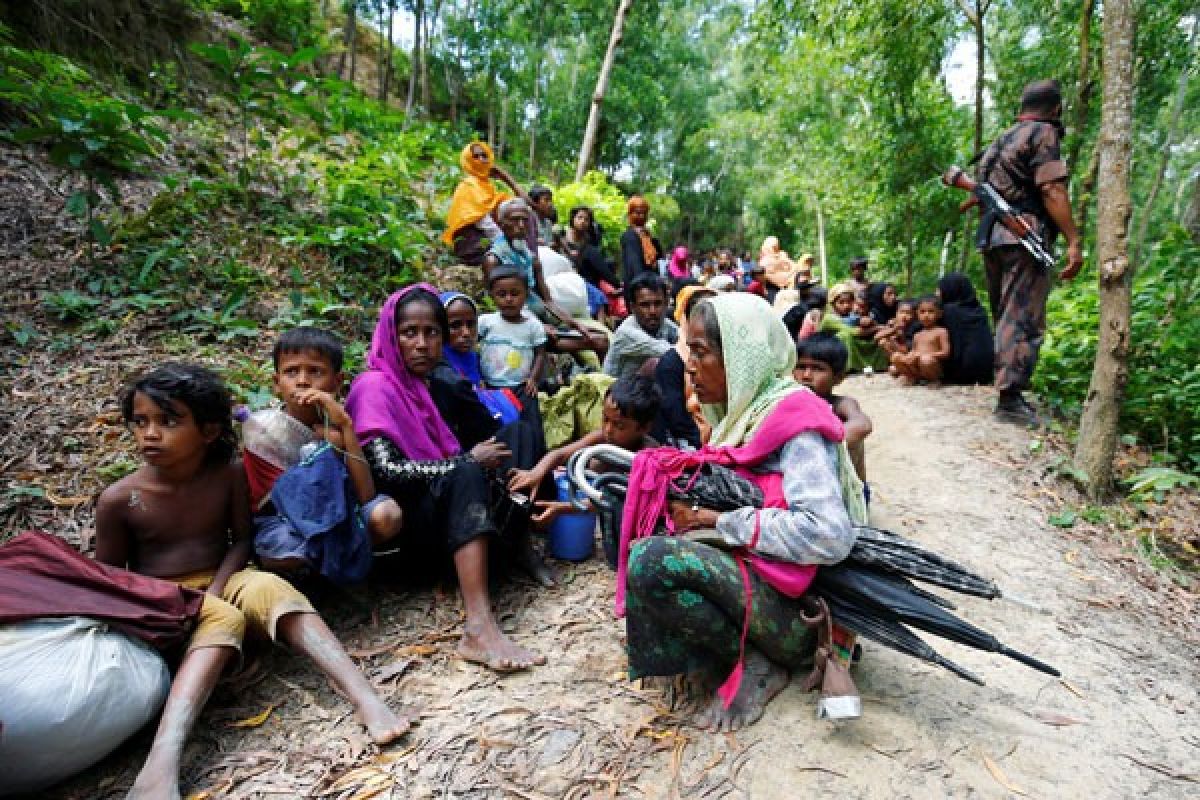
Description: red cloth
xmin=244 ymin=449 xmax=285 ymax=511
xmin=0 ymin=531 xmax=203 ymax=650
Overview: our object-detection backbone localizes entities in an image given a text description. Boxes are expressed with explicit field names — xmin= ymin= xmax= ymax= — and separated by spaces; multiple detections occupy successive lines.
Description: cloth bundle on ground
xmin=0 ymin=530 xmax=203 ymax=647
xmin=242 ymin=408 xmax=373 ymax=583
xmin=0 ymin=616 xmax=172 ymax=795
xmin=0 ymin=531 xmax=194 ymax=793
xmin=255 ymin=443 xmax=374 ymax=584
xmin=538 ymin=372 xmax=616 ymax=450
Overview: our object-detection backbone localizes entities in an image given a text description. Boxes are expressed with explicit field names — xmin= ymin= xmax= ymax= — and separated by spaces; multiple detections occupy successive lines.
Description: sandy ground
xmin=34 ymin=377 xmax=1200 ymax=799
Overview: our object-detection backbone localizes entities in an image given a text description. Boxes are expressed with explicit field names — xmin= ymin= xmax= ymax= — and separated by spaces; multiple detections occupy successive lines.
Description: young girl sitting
xmin=875 ymin=298 xmax=916 ymax=356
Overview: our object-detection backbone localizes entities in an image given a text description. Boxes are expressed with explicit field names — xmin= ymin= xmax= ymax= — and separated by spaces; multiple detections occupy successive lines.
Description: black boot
xmin=994 ymin=390 xmax=1040 ymax=428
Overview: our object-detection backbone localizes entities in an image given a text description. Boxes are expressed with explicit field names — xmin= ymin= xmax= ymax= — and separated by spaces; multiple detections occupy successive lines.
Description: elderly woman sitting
xmin=618 ymin=292 xmax=866 ymax=731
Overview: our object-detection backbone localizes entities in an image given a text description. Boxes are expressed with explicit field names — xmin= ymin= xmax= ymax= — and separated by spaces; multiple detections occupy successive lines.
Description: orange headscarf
xmin=442 ymin=142 xmax=512 ymax=246
xmin=627 ymin=196 xmax=657 ymax=267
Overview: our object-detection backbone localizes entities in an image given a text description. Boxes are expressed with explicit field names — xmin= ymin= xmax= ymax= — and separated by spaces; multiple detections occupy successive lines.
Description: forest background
xmin=1 ymin=1 xmax=1197 ymax=544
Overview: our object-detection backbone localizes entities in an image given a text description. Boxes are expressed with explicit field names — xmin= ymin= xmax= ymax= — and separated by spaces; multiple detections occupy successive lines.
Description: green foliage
xmin=206 ymin=0 xmax=317 ymax=47
xmin=1038 ymin=225 xmax=1200 ymax=472
xmin=1123 ymin=467 xmax=1200 ymax=505
xmin=43 ymin=290 xmax=102 ymax=321
xmin=552 ymin=171 xmax=632 ymax=253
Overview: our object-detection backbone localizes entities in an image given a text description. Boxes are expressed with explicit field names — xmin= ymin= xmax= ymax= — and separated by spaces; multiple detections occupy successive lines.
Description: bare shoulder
xmin=833 ymin=394 xmax=863 ymax=416
xmin=96 ymin=469 xmax=147 ymax=521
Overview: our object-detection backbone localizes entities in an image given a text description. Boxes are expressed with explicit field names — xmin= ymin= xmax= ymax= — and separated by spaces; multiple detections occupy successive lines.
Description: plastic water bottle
xmin=239 ymin=409 xmax=317 ymax=470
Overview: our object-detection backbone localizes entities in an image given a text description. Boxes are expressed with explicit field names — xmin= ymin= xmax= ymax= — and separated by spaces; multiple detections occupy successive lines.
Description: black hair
xmin=529 ymin=185 xmax=552 ymax=203
xmin=272 ymin=326 xmax=344 ymax=373
xmin=781 ymin=304 xmax=808 ymax=341
xmin=805 ymin=286 xmax=829 ymax=311
xmin=605 ymin=375 xmax=662 ymax=426
xmin=624 ymin=271 xmax=667 ymax=307
xmin=567 ymin=205 xmax=599 ymax=245
xmin=120 ymin=363 xmax=236 ymax=465
xmin=487 ymin=264 xmax=528 ymax=291
xmin=393 ymin=287 xmax=449 ymax=338
xmin=896 ymin=297 xmax=917 ymax=310
xmin=916 ymin=294 xmax=942 ymax=311
xmin=1020 ymin=79 xmax=1063 ymax=114
xmin=850 ymin=257 xmax=868 ymax=269
xmin=795 ymin=332 xmax=849 ymax=375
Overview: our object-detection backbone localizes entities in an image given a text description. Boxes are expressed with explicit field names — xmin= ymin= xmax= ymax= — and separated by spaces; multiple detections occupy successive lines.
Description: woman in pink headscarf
xmin=347 ymin=284 xmax=547 ymax=672
xmin=667 ymin=245 xmax=692 ymax=294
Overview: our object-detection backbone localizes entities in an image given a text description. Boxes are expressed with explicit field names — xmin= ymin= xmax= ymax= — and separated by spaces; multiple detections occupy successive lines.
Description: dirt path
xmin=47 ymin=378 xmax=1198 ymax=800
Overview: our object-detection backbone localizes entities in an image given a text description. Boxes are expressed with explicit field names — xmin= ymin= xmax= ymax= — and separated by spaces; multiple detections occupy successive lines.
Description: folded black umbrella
xmin=814 ymin=563 xmax=1059 ymax=677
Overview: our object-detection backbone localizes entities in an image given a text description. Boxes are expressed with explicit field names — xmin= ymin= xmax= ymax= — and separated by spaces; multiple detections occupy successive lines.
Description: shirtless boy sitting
xmin=794 ymin=333 xmax=873 ymax=493
xmin=889 ymin=296 xmax=950 ymax=386
xmin=96 ymin=364 xmax=409 ymax=800
xmin=507 ymin=375 xmax=660 ymax=526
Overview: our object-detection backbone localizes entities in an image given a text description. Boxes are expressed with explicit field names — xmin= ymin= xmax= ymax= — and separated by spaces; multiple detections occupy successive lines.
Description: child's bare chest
xmin=125 ymin=479 xmax=231 ymax=549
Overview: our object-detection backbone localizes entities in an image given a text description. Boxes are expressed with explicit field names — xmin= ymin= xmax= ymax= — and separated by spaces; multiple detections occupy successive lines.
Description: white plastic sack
xmin=0 ymin=616 xmax=171 ymax=795
xmin=538 ymin=246 xmax=573 ymax=278
xmin=546 ymin=271 xmax=590 ymax=319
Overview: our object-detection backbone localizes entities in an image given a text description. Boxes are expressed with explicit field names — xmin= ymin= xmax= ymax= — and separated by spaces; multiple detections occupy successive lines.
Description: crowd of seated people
xmin=1 ymin=141 xmax=1005 ymax=799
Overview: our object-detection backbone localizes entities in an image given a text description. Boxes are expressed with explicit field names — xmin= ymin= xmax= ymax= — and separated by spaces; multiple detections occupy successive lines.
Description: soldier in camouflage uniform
xmin=976 ymin=80 xmax=1083 ymax=426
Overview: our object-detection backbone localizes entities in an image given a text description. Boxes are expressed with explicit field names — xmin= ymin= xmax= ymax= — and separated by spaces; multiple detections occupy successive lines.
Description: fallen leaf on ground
xmin=1059 ymin=678 xmax=1087 ymax=699
xmin=228 ymin=704 xmax=275 ymax=728
xmin=982 ymin=754 xmax=1026 ymax=796
xmin=1030 ymin=710 xmax=1085 ymax=727
xmin=320 ymin=765 xmax=394 ymax=796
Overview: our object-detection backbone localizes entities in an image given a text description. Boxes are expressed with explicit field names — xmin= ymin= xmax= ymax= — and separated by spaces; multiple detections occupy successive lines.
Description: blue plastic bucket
xmin=549 ymin=512 xmax=596 ymax=561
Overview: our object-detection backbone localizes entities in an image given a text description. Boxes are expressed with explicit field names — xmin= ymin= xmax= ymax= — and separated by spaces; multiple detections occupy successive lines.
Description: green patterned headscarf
xmin=697 ymin=292 xmax=868 ymax=524
xmin=699 ymin=293 xmax=802 ymax=448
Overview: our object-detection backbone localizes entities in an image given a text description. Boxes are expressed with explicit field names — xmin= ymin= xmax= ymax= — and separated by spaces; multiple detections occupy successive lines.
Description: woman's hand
xmin=470 ymin=437 xmax=512 ymax=469
xmin=668 ymin=499 xmax=721 ymax=532
xmin=531 ymin=500 xmax=576 ymax=528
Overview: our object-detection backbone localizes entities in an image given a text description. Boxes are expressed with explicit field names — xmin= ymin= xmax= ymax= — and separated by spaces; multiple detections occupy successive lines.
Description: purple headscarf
xmin=346 ymin=284 xmax=462 ymax=459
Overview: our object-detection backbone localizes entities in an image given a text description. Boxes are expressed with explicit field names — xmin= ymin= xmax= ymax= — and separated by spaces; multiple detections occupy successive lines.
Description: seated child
xmin=479 ymin=264 xmax=548 ymax=398
xmin=889 ymin=296 xmax=950 ymax=386
xmin=508 ymin=375 xmax=661 ymax=527
xmin=875 ymin=298 xmax=916 ymax=356
xmin=252 ymin=328 xmax=404 ymax=577
xmin=829 ymin=283 xmax=859 ymax=326
xmin=794 ymin=332 xmax=873 ymax=491
xmin=95 ymin=364 xmax=409 ymax=799
xmin=853 ymin=293 xmax=878 ymax=337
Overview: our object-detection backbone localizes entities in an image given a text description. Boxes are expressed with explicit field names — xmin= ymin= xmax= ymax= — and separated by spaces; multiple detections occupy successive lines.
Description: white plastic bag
xmin=538 ymin=246 xmax=573 ymax=278
xmin=240 ymin=408 xmax=317 ymax=470
xmin=546 ymin=271 xmax=590 ymax=319
xmin=0 ymin=616 xmax=171 ymax=795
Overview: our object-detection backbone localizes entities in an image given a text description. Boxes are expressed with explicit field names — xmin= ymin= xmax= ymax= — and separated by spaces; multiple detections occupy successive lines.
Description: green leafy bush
xmin=1036 ymin=225 xmax=1200 ymax=472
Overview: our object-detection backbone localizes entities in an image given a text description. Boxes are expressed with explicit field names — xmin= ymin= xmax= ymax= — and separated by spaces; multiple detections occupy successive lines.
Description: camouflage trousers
xmin=984 ymin=245 xmax=1051 ymax=393
xmin=624 ymin=537 xmax=815 ymax=680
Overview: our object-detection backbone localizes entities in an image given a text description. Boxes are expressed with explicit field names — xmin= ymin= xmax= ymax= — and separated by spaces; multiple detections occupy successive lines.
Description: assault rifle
xmin=941 ymin=166 xmax=1057 ymax=271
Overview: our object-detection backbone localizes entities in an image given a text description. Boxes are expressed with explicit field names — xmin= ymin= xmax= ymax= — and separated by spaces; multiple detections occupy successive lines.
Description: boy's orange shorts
xmin=174 ymin=568 xmax=313 ymax=653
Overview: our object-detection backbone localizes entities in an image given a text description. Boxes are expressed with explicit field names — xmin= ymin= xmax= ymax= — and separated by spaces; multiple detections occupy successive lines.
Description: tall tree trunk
xmin=1074 ymin=0 xmax=1135 ymax=500
xmin=497 ymin=93 xmax=509 ymax=160
xmin=382 ymin=4 xmax=395 ymax=102
xmin=812 ymin=192 xmax=827 ymax=285
xmin=904 ymin=192 xmax=915 ymax=293
xmin=421 ymin=0 xmax=440 ymax=112
xmin=1131 ymin=20 xmax=1194 ymax=270
xmin=348 ymin=3 xmax=358 ymax=83
xmin=405 ymin=0 xmax=424 ymax=114
xmin=1065 ymin=0 xmax=1096 ymax=173
xmin=576 ymin=0 xmax=633 ymax=181
xmin=956 ymin=0 xmax=990 ymax=269
xmin=377 ymin=4 xmax=387 ymax=101
xmin=529 ymin=4 xmax=544 ymax=171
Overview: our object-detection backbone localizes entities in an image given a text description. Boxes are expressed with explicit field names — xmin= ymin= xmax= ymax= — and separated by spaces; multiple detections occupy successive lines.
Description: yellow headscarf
xmin=441 ymin=142 xmax=512 ymax=246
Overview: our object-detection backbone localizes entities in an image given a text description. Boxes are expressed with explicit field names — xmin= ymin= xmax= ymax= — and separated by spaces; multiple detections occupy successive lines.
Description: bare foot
xmin=693 ymin=648 xmax=789 ymax=733
xmin=126 ymin=761 xmax=182 ymax=800
xmin=458 ymin=620 xmax=546 ymax=672
xmin=356 ymin=698 xmax=413 ymax=745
